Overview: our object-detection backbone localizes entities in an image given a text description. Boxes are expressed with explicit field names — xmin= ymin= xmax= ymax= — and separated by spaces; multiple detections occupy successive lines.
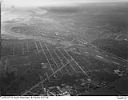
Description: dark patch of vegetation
xmin=92 ymin=39 xmax=128 ymax=59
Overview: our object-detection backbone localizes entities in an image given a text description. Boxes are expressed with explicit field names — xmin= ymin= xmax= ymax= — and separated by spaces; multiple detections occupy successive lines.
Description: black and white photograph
xmin=1 ymin=0 xmax=128 ymax=97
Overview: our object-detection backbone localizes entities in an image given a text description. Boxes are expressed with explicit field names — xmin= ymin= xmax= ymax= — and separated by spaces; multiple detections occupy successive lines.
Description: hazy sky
xmin=2 ymin=0 xmax=128 ymax=7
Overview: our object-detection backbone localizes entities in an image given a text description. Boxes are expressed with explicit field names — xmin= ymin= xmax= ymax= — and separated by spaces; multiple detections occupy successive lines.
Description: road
xmin=69 ymin=38 xmax=128 ymax=68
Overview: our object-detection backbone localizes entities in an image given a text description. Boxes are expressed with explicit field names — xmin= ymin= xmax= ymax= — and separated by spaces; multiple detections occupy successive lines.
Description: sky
xmin=2 ymin=0 xmax=128 ymax=7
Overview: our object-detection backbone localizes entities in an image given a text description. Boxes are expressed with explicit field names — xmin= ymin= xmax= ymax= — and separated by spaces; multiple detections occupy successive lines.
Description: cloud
xmin=2 ymin=0 xmax=128 ymax=7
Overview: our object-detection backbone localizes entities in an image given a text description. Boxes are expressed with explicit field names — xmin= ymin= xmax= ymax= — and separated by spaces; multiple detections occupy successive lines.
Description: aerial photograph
xmin=1 ymin=0 xmax=128 ymax=96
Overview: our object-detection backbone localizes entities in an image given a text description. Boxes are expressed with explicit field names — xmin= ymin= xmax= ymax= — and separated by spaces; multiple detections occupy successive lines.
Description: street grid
xmin=1 ymin=38 xmax=128 ymax=95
